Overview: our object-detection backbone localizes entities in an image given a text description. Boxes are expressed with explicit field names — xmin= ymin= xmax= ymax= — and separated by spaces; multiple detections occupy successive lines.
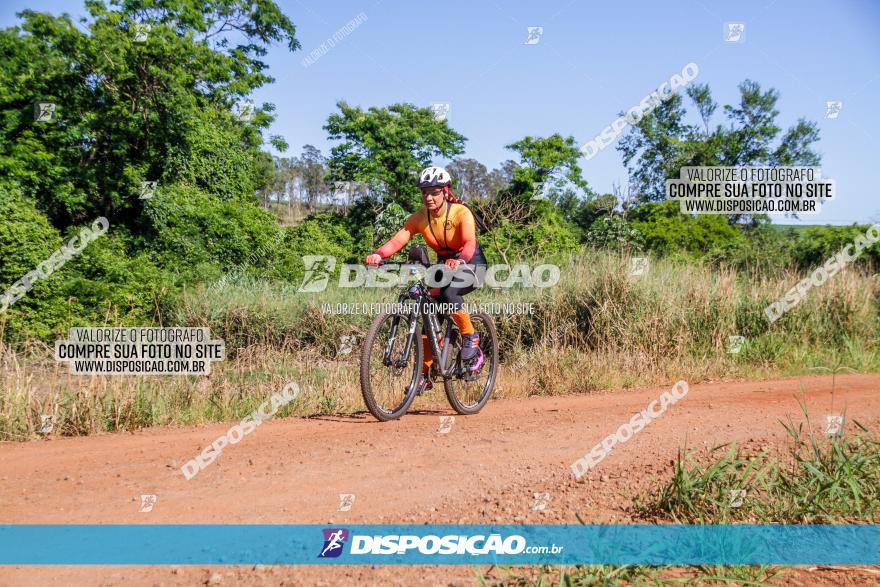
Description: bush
xmin=480 ymin=203 xmax=580 ymax=264
xmin=141 ymin=183 xmax=284 ymax=280
xmin=0 ymin=185 xmax=63 ymax=285
xmin=788 ymin=224 xmax=880 ymax=270
xmin=584 ymin=215 xmax=645 ymax=251
xmin=0 ymin=194 xmax=173 ymax=342
xmin=339 ymin=196 xmax=408 ymax=257
xmin=629 ymin=201 xmax=746 ymax=256
xmin=60 ymin=232 xmax=173 ymax=324
xmin=269 ymin=212 xmax=357 ymax=284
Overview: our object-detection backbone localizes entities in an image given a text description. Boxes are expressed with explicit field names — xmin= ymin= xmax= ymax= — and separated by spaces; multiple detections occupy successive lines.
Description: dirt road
xmin=1 ymin=373 xmax=878 ymax=586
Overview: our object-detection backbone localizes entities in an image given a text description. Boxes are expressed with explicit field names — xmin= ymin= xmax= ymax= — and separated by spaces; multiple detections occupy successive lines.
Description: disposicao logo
xmin=318 ymin=528 xmax=349 ymax=558
xmin=317 ymin=530 xmax=562 ymax=558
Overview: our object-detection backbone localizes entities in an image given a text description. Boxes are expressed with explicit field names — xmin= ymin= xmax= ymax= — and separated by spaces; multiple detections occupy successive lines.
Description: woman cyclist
xmin=364 ymin=166 xmax=488 ymax=390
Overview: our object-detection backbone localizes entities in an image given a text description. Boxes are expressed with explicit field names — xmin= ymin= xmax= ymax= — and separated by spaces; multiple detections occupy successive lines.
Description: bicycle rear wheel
xmin=444 ymin=311 xmax=498 ymax=415
xmin=360 ymin=310 xmax=422 ymax=421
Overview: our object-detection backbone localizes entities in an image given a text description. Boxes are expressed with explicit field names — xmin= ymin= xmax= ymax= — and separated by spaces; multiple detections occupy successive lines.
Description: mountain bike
xmin=359 ymin=263 xmax=499 ymax=421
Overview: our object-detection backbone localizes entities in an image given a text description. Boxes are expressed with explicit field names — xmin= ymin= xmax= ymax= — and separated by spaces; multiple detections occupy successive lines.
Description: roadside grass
xmin=2 ymin=250 xmax=879 ymax=439
xmin=476 ymin=563 xmax=665 ymax=586
xmin=171 ymin=249 xmax=879 ymax=366
xmin=634 ymin=402 xmax=880 ymax=524
xmin=489 ymin=408 xmax=878 ymax=586
xmin=0 ymin=343 xmax=363 ymax=439
xmin=475 ymin=562 xmax=783 ymax=585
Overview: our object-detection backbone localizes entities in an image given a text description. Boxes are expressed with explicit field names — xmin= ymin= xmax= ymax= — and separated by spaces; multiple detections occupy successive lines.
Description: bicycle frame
xmin=381 ymin=273 xmax=463 ymax=379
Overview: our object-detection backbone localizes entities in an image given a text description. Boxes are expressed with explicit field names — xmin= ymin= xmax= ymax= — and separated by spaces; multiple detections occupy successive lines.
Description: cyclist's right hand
xmin=364 ymin=253 xmax=382 ymax=266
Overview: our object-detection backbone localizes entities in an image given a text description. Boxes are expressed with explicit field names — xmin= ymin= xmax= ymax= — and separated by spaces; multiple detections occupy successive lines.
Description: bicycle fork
xmin=382 ymin=313 xmax=419 ymax=369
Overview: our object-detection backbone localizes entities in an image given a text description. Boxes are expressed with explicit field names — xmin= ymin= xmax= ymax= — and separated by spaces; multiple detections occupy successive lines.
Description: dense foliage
xmin=1 ymin=0 xmax=875 ymax=345
xmin=0 ymin=0 xmax=298 ymax=340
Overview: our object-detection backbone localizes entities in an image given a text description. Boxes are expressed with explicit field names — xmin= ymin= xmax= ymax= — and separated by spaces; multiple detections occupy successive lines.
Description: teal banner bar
xmin=1 ymin=524 xmax=877 ymax=565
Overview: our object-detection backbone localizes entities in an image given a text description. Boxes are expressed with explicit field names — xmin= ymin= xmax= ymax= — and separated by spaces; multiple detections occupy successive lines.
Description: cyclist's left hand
xmin=444 ymin=258 xmax=462 ymax=270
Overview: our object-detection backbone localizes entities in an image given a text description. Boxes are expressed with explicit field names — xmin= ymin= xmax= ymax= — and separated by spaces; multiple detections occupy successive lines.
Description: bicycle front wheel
xmin=360 ymin=310 xmax=422 ymax=421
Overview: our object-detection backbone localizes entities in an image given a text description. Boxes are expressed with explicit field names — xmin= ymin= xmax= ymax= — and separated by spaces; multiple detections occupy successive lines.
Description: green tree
xmin=323 ymin=102 xmax=466 ymax=211
xmin=299 ymin=144 xmax=327 ymax=210
xmin=619 ymin=80 xmax=821 ymax=210
xmin=470 ymin=134 xmax=587 ymax=262
xmin=0 ymin=0 xmax=299 ymax=228
xmin=505 ymin=134 xmax=589 ymax=200
xmin=486 ymin=159 xmax=518 ymax=199
xmin=447 ymin=158 xmax=490 ymax=200
xmin=0 ymin=0 xmax=301 ymax=341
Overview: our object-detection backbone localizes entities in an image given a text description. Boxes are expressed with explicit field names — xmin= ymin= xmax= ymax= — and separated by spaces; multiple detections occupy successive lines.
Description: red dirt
xmin=1 ymin=373 xmax=878 ymax=586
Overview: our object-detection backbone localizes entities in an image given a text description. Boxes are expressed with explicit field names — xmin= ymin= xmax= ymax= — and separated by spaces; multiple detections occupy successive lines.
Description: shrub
xmin=584 ymin=215 xmax=645 ymax=251
xmin=269 ymin=212 xmax=357 ymax=284
xmin=480 ymin=203 xmax=580 ymax=264
xmin=0 ymin=180 xmax=184 ymax=341
xmin=629 ymin=201 xmax=746 ymax=256
xmin=141 ymin=183 xmax=284 ymax=280
xmin=0 ymin=184 xmax=63 ymax=285
xmin=788 ymin=224 xmax=880 ymax=270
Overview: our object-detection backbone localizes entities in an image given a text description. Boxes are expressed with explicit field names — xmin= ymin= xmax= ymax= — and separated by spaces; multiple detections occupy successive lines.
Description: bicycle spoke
xmin=366 ymin=314 xmax=418 ymax=415
xmin=444 ymin=311 xmax=497 ymax=414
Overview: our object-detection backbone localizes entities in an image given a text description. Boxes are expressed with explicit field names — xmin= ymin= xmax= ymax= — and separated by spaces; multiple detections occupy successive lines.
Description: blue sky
xmin=4 ymin=0 xmax=879 ymax=224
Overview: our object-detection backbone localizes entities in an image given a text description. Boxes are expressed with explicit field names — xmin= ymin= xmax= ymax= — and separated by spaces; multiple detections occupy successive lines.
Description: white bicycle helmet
xmin=417 ymin=166 xmax=451 ymax=188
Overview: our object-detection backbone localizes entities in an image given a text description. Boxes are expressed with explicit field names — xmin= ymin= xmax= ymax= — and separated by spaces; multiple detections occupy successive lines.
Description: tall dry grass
xmin=2 ymin=251 xmax=877 ymax=439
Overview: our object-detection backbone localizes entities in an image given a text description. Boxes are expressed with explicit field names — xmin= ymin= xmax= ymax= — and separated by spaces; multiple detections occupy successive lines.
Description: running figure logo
xmin=724 ymin=22 xmax=745 ymax=43
xmin=318 ymin=528 xmax=349 ymax=558
xmin=524 ymin=26 xmax=543 ymax=45
xmin=298 ymin=255 xmax=336 ymax=293
xmin=630 ymin=257 xmax=649 ymax=276
xmin=430 ymin=102 xmax=450 ymax=121
xmin=34 ymin=102 xmax=56 ymax=122
xmin=825 ymin=101 xmax=843 ymax=119
xmin=139 ymin=494 xmax=157 ymax=512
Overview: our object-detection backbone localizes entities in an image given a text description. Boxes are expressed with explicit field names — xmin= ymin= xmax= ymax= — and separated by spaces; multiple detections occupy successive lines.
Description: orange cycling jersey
xmin=376 ymin=202 xmax=485 ymax=263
